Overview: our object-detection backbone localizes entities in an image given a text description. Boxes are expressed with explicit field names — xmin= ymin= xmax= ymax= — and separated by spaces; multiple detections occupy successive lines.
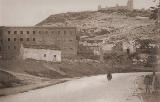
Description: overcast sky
xmin=0 ymin=0 xmax=158 ymax=26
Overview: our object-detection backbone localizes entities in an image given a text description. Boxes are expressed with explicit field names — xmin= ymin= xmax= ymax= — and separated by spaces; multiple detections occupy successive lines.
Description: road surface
xmin=0 ymin=73 xmax=146 ymax=102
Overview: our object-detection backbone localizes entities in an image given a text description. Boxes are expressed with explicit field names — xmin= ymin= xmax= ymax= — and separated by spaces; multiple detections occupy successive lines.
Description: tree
xmin=150 ymin=6 xmax=159 ymax=20
xmin=149 ymin=0 xmax=160 ymax=23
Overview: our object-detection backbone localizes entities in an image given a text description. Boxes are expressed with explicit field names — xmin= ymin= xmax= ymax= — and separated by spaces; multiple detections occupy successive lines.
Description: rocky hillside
xmin=36 ymin=10 xmax=157 ymax=40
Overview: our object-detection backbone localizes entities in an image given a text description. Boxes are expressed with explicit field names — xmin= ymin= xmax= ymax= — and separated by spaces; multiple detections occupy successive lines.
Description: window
xmin=8 ymin=38 xmax=10 ymax=41
xmin=46 ymin=31 xmax=48 ymax=34
xmin=27 ymin=31 xmax=29 ymax=34
xmin=127 ymin=48 xmax=130 ymax=54
xmin=0 ymin=46 xmax=1 ymax=51
xmin=64 ymin=31 xmax=66 ymax=34
xmin=33 ymin=31 xmax=35 ymax=34
xmin=14 ymin=38 xmax=16 ymax=41
xmin=76 ymin=36 xmax=79 ymax=40
xmin=20 ymin=31 xmax=23 ymax=34
xmin=14 ymin=31 xmax=17 ymax=34
xmin=33 ymin=38 xmax=35 ymax=41
xmin=52 ymin=31 xmax=54 ymax=34
xmin=70 ymin=31 xmax=73 ymax=34
xmin=39 ymin=31 xmax=41 ymax=34
xmin=58 ymin=31 xmax=60 ymax=34
xmin=53 ymin=55 xmax=56 ymax=61
xmin=44 ymin=54 xmax=46 ymax=57
xmin=8 ymin=31 xmax=11 ymax=34
xmin=14 ymin=46 xmax=16 ymax=49
xmin=20 ymin=38 xmax=23 ymax=41
xmin=1 ymin=40 xmax=3 ymax=44
xmin=8 ymin=46 xmax=10 ymax=49
xmin=27 ymin=38 xmax=29 ymax=41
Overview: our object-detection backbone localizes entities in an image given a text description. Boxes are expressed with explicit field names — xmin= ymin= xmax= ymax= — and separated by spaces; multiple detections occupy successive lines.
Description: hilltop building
xmin=98 ymin=0 xmax=134 ymax=11
xmin=0 ymin=26 xmax=78 ymax=59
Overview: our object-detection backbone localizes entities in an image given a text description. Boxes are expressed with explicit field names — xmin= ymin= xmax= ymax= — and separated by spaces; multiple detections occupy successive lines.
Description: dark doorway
xmin=127 ymin=48 xmax=130 ymax=54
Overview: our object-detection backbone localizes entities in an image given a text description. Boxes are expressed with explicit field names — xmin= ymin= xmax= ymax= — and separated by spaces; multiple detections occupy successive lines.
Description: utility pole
xmin=158 ymin=0 xmax=160 ymax=24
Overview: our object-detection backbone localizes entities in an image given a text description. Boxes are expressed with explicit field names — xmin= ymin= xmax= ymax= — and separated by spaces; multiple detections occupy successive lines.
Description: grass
xmin=0 ymin=79 xmax=67 ymax=96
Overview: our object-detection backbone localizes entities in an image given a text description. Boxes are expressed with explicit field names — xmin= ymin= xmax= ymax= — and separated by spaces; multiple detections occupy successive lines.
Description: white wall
xmin=21 ymin=48 xmax=61 ymax=62
xmin=123 ymin=41 xmax=136 ymax=54
xmin=102 ymin=44 xmax=114 ymax=52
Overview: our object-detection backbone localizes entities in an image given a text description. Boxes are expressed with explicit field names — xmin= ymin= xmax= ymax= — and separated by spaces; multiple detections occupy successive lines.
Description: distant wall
xmin=0 ymin=70 xmax=16 ymax=82
xmin=103 ymin=44 xmax=114 ymax=53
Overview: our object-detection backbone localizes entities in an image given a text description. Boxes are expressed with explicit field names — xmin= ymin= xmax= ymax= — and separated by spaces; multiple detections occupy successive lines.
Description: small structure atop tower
xmin=97 ymin=0 xmax=134 ymax=11
xmin=127 ymin=0 xmax=133 ymax=11
xmin=98 ymin=5 xmax=102 ymax=11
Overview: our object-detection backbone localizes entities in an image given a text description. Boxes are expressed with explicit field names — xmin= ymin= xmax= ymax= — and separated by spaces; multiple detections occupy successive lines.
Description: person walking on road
xmin=107 ymin=71 xmax=112 ymax=81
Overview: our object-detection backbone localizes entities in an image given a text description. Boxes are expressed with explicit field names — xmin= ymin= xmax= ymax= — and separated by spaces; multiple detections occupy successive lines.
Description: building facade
xmin=20 ymin=44 xmax=61 ymax=62
xmin=122 ymin=40 xmax=136 ymax=54
xmin=0 ymin=26 xmax=78 ymax=59
xmin=127 ymin=0 xmax=133 ymax=11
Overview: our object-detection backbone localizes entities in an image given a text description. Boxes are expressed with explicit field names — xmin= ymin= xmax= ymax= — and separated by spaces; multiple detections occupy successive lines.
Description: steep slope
xmin=36 ymin=11 xmax=154 ymax=39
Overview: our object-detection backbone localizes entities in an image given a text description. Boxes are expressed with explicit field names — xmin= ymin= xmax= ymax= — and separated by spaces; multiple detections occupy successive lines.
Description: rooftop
xmin=22 ymin=44 xmax=60 ymax=50
xmin=0 ymin=26 xmax=76 ymax=29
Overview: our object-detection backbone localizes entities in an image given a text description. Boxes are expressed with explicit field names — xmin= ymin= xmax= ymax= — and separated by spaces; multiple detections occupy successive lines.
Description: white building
xmin=122 ymin=40 xmax=136 ymax=54
xmin=79 ymin=37 xmax=106 ymax=56
xmin=102 ymin=43 xmax=114 ymax=53
xmin=20 ymin=44 xmax=61 ymax=62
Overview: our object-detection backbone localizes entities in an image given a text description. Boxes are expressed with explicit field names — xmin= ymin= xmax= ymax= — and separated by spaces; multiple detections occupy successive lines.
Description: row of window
xmin=0 ymin=38 xmax=73 ymax=44
xmin=63 ymin=47 xmax=74 ymax=50
xmin=7 ymin=38 xmax=36 ymax=42
xmin=7 ymin=30 xmax=74 ymax=35
xmin=44 ymin=54 xmax=56 ymax=58
xmin=8 ymin=31 xmax=35 ymax=34
xmin=0 ymin=46 xmax=17 ymax=50
xmin=7 ymin=46 xmax=17 ymax=50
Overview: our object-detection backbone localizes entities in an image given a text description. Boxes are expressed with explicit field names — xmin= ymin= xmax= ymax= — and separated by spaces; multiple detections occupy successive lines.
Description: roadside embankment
xmin=136 ymin=73 xmax=160 ymax=102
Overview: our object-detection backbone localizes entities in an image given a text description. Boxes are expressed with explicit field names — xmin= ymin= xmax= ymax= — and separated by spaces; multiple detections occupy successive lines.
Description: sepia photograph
xmin=0 ymin=0 xmax=160 ymax=102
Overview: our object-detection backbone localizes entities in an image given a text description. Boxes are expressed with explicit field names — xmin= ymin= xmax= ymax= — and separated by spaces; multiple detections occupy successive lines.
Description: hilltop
xmin=36 ymin=10 xmax=158 ymax=40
